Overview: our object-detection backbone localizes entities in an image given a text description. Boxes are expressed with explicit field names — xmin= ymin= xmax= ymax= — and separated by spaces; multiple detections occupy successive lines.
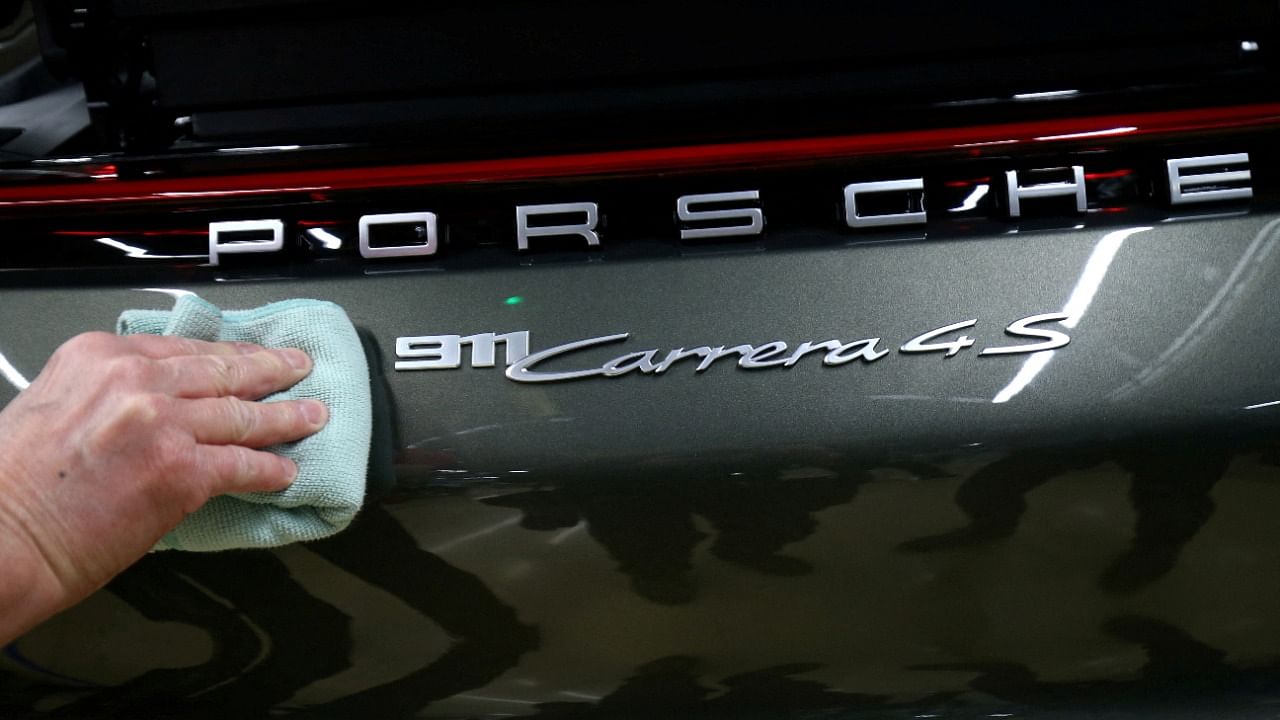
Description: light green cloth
xmin=117 ymin=294 xmax=371 ymax=551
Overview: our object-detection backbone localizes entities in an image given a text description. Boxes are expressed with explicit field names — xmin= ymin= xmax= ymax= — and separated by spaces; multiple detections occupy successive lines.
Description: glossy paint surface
xmin=0 ymin=102 xmax=1278 ymax=209
xmin=1 ymin=204 xmax=1280 ymax=716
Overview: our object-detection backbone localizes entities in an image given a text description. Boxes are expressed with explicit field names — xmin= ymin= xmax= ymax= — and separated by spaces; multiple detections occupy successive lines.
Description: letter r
xmin=515 ymin=202 xmax=601 ymax=250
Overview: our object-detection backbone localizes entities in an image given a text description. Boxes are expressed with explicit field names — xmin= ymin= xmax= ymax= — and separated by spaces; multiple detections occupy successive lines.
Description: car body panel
xmin=3 ymin=208 xmax=1280 ymax=717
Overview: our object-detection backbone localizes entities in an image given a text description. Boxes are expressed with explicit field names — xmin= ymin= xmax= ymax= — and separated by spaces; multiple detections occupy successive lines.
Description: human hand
xmin=0 ymin=332 xmax=328 ymax=642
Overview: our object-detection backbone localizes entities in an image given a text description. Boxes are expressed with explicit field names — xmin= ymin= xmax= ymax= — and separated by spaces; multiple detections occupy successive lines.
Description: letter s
xmin=979 ymin=312 xmax=1071 ymax=356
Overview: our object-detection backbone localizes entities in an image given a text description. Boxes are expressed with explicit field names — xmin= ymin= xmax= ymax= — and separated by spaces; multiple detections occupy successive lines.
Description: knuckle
xmin=224 ymin=398 xmax=259 ymax=444
xmin=277 ymin=401 xmax=305 ymax=431
xmin=232 ymin=446 xmax=258 ymax=484
xmin=106 ymin=355 xmax=154 ymax=386
xmin=208 ymin=356 xmax=239 ymax=395
xmin=151 ymin=429 xmax=193 ymax=475
xmin=168 ymin=444 xmax=211 ymax=514
xmin=253 ymin=351 xmax=290 ymax=382
xmin=226 ymin=352 xmax=286 ymax=399
xmin=60 ymin=331 xmax=115 ymax=356
xmin=116 ymin=392 xmax=166 ymax=430
xmin=50 ymin=332 xmax=118 ymax=374
xmin=183 ymin=447 xmax=228 ymax=510
xmin=86 ymin=393 xmax=167 ymax=454
xmin=162 ymin=337 xmax=199 ymax=357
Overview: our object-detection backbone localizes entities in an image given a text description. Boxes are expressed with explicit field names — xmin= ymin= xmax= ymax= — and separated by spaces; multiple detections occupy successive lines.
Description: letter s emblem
xmin=979 ymin=312 xmax=1071 ymax=356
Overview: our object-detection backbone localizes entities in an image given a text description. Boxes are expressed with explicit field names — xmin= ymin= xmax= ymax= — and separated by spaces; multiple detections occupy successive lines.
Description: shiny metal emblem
xmin=207 ymin=153 xmax=1252 ymax=263
xmin=395 ymin=312 xmax=1070 ymax=383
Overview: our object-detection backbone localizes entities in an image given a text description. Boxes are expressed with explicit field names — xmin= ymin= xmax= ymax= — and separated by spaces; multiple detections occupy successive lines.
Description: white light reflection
xmin=953 ymin=139 xmax=1019 ymax=149
xmin=159 ymin=186 xmax=323 ymax=198
xmin=306 ymin=228 xmax=343 ymax=249
xmin=1058 ymin=227 xmax=1151 ymax=329
xmin=549 ymin=521 xmax=586 ymax=545
xmin=991 ymin=350 xmax=1055 ymax=405
xmin=992 ymin=226 xmax=1152 ymax=404
xmin=949 ymin=184 xmax=989 ymax=213
xmin=95 ymin=238 xmax=203 ymax=260
xmin=1014 ymin=89 xmax=1079 ymax=101
xmin=1161 ymin=209 xmax=1250 ymax=224
xmin=428 ymin=515 xmax=522 ymax=554
xmin=136 ymin=287 xmax=195 ymax=299
xmin=1034 ymin=126 xmax=1137 ymax=142
xmin=1107 ymin=217 xmax=1280 ymax=402
xmin=0 ymin=351 xmax=29 ymax=390
xmin=1245 ymin=400 xmax=1280 ymax=410
xmin=455 ymin=694 xmax=539 ymax=706
xmin=34 ymin=156 xmax=95 ymax=165
xmin=216 ymin=145 xmax=303 ymax=153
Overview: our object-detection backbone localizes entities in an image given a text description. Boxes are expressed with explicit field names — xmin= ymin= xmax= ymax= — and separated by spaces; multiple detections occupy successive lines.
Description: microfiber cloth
xmin=117 ymin=294 xmax=371 ymax=552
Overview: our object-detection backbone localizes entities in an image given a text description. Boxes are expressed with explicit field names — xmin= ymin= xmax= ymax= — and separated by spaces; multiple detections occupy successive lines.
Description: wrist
xmin=0 ymin=479 xmax=71 ymax=644
xmin=0 ymin=534 xmax=68 ymax=644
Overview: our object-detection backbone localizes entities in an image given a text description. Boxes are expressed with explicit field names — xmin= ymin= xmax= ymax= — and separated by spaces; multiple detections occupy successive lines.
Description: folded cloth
xmin=117 ymin=294 xmax=371 ymax=551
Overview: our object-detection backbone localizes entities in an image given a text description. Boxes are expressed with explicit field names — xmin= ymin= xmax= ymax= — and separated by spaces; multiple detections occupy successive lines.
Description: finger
xmin=183 ymin=397 xmax=328 ymax=447
xmin=160 ymin=348 xmax=313 ymax=399
xmin=195 ymin=444 xmax=298 ymax=495
xmin=121 ymin=334 xmax=263 ymax=359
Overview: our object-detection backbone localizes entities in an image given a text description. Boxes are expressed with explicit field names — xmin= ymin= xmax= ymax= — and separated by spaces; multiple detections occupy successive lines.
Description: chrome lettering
xmin=677 ymin=190 xmax=764 ymax=239
xmin=655 ymin=347 xmax=713 ymax=373
xmin=784 ymin=340 xmax=843 ymax=367
xmin=207 ymin=219 xmax=283 ymax=266
xmin=602 ymin=349 xmax=660 ymax=376
xmin=843 ymin=179 xmax=927 ymax=228
xmin=396 ymin=331 xmax=529 ymax=370
xmin=515 ymin=202 xmax=601 ymax=250
xmin=900 ymin=320 xmax=977 ymax=358
xmin=824 ymin=338 xmax=889 ymax=365
xmin=980 ymin=313 xmax=1071 ymax=355
xmin=505 ymin=333 xmax=629 ymax=382
xmin=738 ymin=341 xmax=791 ymax=368
xmin=359 ymin=211 xmax=438 ymax=258
xmin=1167 ymin=153 xmax=1252 ymax=205
xmin=399 ymin=313 xmax=1073 ymax=382
xmin=1004 ymin=166 xmax=1086 ymax=218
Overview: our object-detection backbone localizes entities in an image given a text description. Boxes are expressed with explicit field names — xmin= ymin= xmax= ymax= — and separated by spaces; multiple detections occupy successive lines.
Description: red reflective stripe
xmin=2 ymin=102 xmax=1280 ymax=208
xmin=1083 ymin=168 xmax=1135 ymax=180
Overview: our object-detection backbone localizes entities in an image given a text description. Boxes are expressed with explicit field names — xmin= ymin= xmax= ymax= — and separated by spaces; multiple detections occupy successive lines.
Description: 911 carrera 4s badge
xmin=394 ymin=312 xmax=1069 ymax=383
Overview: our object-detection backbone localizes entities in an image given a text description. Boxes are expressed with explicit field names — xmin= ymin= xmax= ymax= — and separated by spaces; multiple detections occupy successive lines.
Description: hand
xmin=0 ymin=332 xmax=328 ymax=643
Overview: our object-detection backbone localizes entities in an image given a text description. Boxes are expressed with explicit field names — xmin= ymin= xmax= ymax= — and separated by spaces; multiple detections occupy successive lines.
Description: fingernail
xmin=281 ymin=457 xmax=299 ymax=485
xmin=300 ymin=399 xmax=328 ymax=426
xmin=278 ymin=348 xmax=311 ymax=370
